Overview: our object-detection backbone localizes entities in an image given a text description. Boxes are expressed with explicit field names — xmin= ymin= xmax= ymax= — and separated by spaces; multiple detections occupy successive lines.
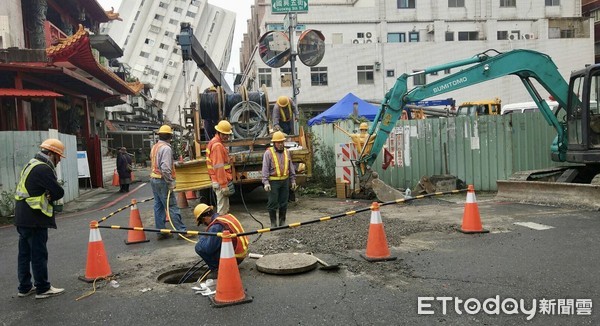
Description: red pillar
xmin=51 ymin=98 xmax=59 ymax=129
xmin=15 ymin=73 xmax=26 ymax=131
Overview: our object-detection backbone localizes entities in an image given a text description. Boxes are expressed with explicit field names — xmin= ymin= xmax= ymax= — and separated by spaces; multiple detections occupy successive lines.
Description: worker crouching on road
xmin=207 ymin=120 xmax=234 ymax=215
xmin=193 ymin=204 xmax=249 ymax=277
xmin=14 ymin=138 xmax=66 ymax=299
xmin=150 ymin=125 xmax=188 ymax=240
xmin=261 ymin=131 xmax=297 ymax=227
xmin=273 ymin=96 xmax=298 ymax=135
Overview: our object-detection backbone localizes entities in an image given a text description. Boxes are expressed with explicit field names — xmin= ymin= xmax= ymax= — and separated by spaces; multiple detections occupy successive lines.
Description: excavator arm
xmin=361 ymin=49 xmax=571 ymax=175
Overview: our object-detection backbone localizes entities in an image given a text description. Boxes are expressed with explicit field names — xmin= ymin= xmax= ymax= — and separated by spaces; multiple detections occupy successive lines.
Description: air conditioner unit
xmin=365 ymin=39 xmax=373 ymax=43
xmin=352 ymin=39 xmax=360 ymax=44
xmin=508 ymin=34 xmax=518 ymax=41
xmin=426 ymin=24 xmax=434 ymax=33
xmin=365 ymin=32 xmax=372 ymax=38
xmin=523 ymin=33 xmax=535 ymax=40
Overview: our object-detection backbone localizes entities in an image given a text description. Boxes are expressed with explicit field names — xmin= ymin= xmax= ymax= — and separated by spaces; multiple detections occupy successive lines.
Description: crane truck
xmin=357 ymin=49 xmax=600 ymax=206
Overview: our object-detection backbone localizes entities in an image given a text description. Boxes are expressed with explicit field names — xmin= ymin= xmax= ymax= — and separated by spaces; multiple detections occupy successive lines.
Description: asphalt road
xmin=0 ymin=182 xmax=598 ymax=326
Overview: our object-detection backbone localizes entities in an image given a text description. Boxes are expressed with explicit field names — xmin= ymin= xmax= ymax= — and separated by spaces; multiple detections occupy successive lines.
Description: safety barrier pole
xmin=96 ymin=197 xmax=154 ymax=224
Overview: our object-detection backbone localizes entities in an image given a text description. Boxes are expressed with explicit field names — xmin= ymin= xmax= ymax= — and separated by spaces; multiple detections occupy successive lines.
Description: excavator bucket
xmin=496 ymin=180 xmax=600 ymax=209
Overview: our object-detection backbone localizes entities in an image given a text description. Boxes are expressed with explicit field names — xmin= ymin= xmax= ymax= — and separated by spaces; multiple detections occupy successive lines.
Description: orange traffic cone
xmin=459 ymin=185 xmax=489 ymax=234
xmin=125 ymin=199 xmax=150 ymax=245
xmin=177 ymin=191 xmax=188 ymax=208
xmin=112 ymin=169 xmax=119 ymax=187
xmin=185 ymin=190 xmax=197 ymax=200
xmin=209 ymin=230 xmax=253 ymax=307
xmin=360 ymin=202 xmax=397 ymax=262
xmin=79 ymin=221 xmax=114 ymax=283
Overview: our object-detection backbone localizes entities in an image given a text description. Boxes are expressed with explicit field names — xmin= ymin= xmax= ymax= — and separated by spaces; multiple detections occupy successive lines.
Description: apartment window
xmin=397 ymin=0 xmax=415 ymax=9
xmin=193 ymin=71 xmax=198 ymax=82
xmin=165 ymin=31 xmax=174 ymax=38
xmin=280 ymin=67 xmax=296 ymax=87
xmin=149 ymin=25 xmax=160 ymax=33
xmin=448 ymin=0 xmax=464 ymax=7
xmin=168 ymin=60 xmax=179 ymax=68
xmin=458 ymin=31 xmax=479 ymax=41
xmin=310 ymin=67 xmax=328 ymax=86
xmin=134 ymin=11 xmax=140 ymax=21
xmin=140 ymin=51 xmax=150 ymax=58
xmin=413 ymin=71 xmax=426 ymax=86
xmin=357 ymin=65 xmax=374 ymax=85
xmin=158 ymin=86 xmax=169 ymax=93
xmin=388 ymin=33 xmax=406 ymax=43
xmin=386 ymin=70 xmax=395 ymax=77
xmin=144 ymin=38 xmax=155 ymax=45
xmin=408 ymin=32 xmax=419 ymax=42
xmin=545 ymin=0 xmax=559 ymax=5
xmin=560 ymin=29 xmax=574 ymax=38
xmin=592 ymin=10 xmax=600 ymax=23
xmin=159 ymin=2 xmax=168 ymax=8
xmin=150 ymin=69 xmax=160 ymax=76
xmin=173 ymin=48 xmax=179 ymax=54
xmin=444 ymin=69 xmax=451 ymax=74
xmin=129 ymin=24 xmax=135 ymax=33
xmin=124 ymin=36 xmax=129 ymax=46
xmin=155 ymin=57 xmax=164 ymax=63
xmin=174 ymin=7 xmax=183 ymax=13
xmin=500 ymin=0 xmax=516 ymax=7
xmin=258 ymin=68 xmax=272 ymax=87
xmin=163 ymin=74 xmax=173 ymax=80
xmin=445 ymin=32 xmax=454 ymax=41
xmin=154 ymin=14 xmax=164 ymax=22
xmin=159 ymin=43 xmax=169 ymax=50
xmin=186 ymin=11 xmax=196 ymax=18
xmin=169 ymin=19 xmax=178 ymax=25
xmin=497 ymin=31 xmax=509 ymax=40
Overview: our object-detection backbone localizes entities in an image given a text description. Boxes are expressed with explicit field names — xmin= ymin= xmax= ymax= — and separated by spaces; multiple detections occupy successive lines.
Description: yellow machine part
xmin=174 ymin=159 xmax=212 ymax=191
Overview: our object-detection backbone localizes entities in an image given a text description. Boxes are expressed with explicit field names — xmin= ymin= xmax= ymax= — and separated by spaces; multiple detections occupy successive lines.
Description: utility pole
xmin=287 ymin=12 xmax=299 ymax=105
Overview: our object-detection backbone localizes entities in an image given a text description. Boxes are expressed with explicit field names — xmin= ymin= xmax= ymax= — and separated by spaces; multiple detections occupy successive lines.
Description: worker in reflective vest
xmin=273 ymin=96 xmax=298 ymax=135
xmin=262 ymin=131 xmax=297 ymax=227
xmin=207 ymin=120 xmax=234 ymax=215
xmin=193 ymin=204 xmax=249 ymax=276
xmin=150 ymin=125 xmax=188 ymax=240
xmin=14 ymin=138 xmax=66 ymax=299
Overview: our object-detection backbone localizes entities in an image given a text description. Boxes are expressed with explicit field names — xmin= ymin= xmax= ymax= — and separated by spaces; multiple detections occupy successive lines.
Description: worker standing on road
xmin=207 ymin=120 xmax=234 ymax=215
xmin=116 ymin=147 xmax=132 ymax=193
xmin=150 ymin=125 xmax=188 ymax=240
xmin=14 ymin=138 xmax=66 ymax=299
xmin=262 ymin=131 xmax=296 ymax=227
xmin=335 ymin=122 xmax=375 ymax=174
xmin=193 ymin=204 xmax=248 ymax=278
xmin=273 ymin=96 xmax=298 ymax=135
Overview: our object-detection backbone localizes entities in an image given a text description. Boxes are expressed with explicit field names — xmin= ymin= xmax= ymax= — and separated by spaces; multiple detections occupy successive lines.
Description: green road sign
xmin=272 ymin=0 xmax=308 ymax=14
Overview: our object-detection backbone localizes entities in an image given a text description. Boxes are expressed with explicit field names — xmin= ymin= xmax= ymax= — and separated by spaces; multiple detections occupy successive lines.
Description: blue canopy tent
xmin=308 ymin=93 xmax=380 ymax=126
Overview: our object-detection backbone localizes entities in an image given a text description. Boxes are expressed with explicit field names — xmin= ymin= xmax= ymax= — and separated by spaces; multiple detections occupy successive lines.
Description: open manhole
xmin=157 ymin=267 xmax=208 ymax=284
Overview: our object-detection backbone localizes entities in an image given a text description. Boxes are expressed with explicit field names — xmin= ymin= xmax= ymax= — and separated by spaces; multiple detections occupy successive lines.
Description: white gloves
xmin=291 ymin=182 xmax=297 ymax=191
xmin=222 ymin=186 xmax=231 ymax=197
xmin=264 ymin=184 xmax=271 ymax=192
xmin=212 ymin=182 xmax=220 ymax=191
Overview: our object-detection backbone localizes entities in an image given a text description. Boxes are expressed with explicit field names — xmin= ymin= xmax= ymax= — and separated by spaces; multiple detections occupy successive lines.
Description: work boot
xmin=269 ymin=210 xmax=277 ymax=228
xmin=278 ymin=209 xmax=286 ymax=227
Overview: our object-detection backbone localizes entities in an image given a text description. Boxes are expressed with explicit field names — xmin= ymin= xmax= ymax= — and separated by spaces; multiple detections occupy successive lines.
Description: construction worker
xmin=207 ymin=120 xmax=234 ymax=215
xmin=150 ymin=125 xmax=188 ymax=240
xmin=273 ymin=95 xmax=298 ymax=135
xmin=261 ymin=131 xmax=296 ymax=227
xmin=193 ymin=204 xmax=249 ymax=278
xmin=14 ymin=138 xmax=66 ymax=299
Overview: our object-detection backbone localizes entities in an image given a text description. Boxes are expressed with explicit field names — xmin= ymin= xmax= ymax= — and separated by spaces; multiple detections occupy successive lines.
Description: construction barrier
xmin=79 ymin=221 xmax=114 ymax=283
xmin=210 ymin=230 xmax=253 ymax=307
xmin=360 ymin=202 xmax=397 ymax=262
xmin=459 ymin=185 xmax=489 ymax=234
xmin=125 ymin=199 xmax=149 ymax=245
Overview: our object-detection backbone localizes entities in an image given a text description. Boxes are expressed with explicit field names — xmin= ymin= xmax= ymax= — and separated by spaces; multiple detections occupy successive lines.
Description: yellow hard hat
xmin=277 ymin=96 xmax=289 ymax=107
xmin=194 ymin=203 xmax=213 ymax=225
xmin=40 ymin=138 xmax=66 ymax=158
xmin=158 ymin=125 xmax=173 ymax=134
xmin=271 ymin=131 xmax=286 ymax=142
xmin=215 ymin=120 xmax=233 ymax=134
xmin=359 ymin=122 xmax=368 ymax=130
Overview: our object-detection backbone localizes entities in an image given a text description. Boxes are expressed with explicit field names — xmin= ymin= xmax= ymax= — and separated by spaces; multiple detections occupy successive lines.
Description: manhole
xmin=157 ymin=267 xmax=208 ymax=284
xmin=256 ymin=253 xmax=318 ymax=275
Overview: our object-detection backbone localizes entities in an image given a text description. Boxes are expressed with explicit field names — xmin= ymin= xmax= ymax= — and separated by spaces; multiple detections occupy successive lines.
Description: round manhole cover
xmin=255 ymin=253 xmax=318 ymax=275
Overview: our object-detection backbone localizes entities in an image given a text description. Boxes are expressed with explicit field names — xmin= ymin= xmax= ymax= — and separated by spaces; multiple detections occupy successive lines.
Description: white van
xmin=501 ymin=101 xmax=559 ymax=115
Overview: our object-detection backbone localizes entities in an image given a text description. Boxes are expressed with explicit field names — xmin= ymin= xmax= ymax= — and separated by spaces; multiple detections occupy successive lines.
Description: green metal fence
xmin=310 ymin=112 xmax=561 ymax=191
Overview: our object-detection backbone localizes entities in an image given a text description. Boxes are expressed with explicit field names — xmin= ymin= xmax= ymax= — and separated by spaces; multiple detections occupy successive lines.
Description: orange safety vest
xmin=268 ymin=147 xmax=289 ymax=181
xmin=207 ymin=214 xmax=249 ymax=260
xmin=150 ymin=141 xmax=175 ymax=179
xmin=279 ymin=101 xmax=293 ymax=122
xmin=206 ymin=136 xmax=232 ymax=185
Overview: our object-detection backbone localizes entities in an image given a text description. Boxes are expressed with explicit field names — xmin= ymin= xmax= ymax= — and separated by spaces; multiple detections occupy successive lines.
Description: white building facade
xmin=241 ymin=0 xmax=593 ymax=111
xmin=102 ymin=0 xmax=236 ymax=123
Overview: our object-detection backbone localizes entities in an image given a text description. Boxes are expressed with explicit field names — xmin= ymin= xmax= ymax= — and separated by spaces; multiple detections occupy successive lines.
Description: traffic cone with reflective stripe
xmin=459 ymin=185 xmax=489 ymax=234
xmin=186 ymin=190 xmax=197 ymax=200
xmin=360 ymin=202 xmax=397 ymax=262
xmin=125 ymin=199 xmax=149 ymax=245
xmin=210 ymin=230 xmax=252 ymax=307
xmin=177 ymin=191 xmax=188 ymax=208
xmin=79 ymin=221 xmax=113 ymax=282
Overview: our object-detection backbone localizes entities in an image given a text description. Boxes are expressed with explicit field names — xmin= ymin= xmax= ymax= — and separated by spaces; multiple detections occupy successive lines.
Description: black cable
xmin=178 ymin=260 xmax=207 ymax=284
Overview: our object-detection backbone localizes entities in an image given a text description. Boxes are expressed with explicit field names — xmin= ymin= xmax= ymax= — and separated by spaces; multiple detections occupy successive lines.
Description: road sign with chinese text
xmin=272 ymin=0 xmax=308 ymax=14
